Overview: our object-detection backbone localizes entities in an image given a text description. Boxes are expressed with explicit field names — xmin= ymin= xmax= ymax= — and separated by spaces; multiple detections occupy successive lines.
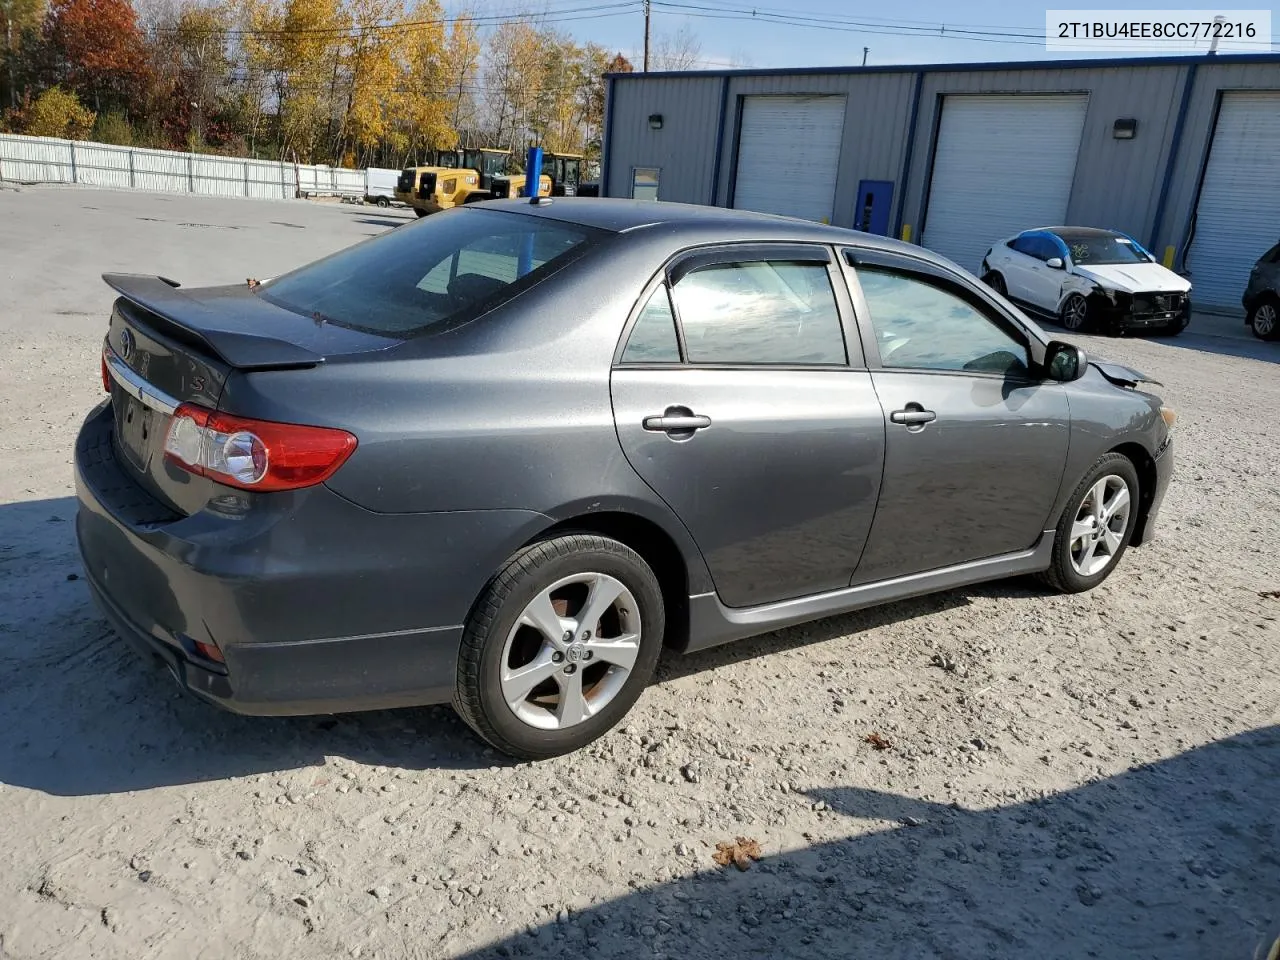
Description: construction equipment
xmin=484 ymin=171 xmax=553 ymax=201
xmin=393 ymin=148 xmax=510 ymax=217
xmin=543 ymin=152 xmax=584 ymax=196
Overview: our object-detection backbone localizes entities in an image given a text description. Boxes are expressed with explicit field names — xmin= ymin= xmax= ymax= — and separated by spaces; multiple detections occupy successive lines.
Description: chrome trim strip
xmin=104 ymin=343 xmax=181 ymax=415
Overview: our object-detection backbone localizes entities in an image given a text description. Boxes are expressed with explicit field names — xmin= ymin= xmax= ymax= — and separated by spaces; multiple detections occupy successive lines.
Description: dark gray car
xmin=75 ymin=199 xmax=1175 ymax=759
xmin=1243 ymin=240 xmax=1280 ymax=341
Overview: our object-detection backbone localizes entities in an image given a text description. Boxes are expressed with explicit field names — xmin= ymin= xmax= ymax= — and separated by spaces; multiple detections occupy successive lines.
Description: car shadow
xmin=450 ymin=726 xmax=1280 ymax=960
xmin=1041 ymin=315 xmax=1278 ymax=365
xmin=0 ymin=496 xmax=1055 ymax=798
xmin=352 ymin=216 xmax=410 ymax=229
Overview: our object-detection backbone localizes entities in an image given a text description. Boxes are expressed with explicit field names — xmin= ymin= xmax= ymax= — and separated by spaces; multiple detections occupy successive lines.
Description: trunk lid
xmin=102 ymin=273 xmax=396 ymax=517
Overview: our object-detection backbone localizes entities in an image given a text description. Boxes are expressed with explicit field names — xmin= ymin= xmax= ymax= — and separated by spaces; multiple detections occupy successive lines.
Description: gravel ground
xmin=1 ymin=186 xmax=1277 ymax=960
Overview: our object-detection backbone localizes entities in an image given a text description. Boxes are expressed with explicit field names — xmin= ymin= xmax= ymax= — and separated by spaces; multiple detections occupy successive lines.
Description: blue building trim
xmin=605 ymin=51 xmax=1280 ymax=82
xmin=600 ymin=75 xmax=616 ymax=198
xmin=708 ymin=75 xmax=731 ymax=206
xmin=893 ymin=70 xmax=925 ymax=240
xmin=1147 ymin=62 xmax=1199 ymax=256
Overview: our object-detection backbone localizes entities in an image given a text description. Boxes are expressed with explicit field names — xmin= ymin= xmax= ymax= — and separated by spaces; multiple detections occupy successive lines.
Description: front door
xmin=842 ymin=249 xmax=1071 ymax=583
xmin=610 ymin=246 xmax=886 ymax=608
xmin=854 ymin=180 xmax=894 ymax=236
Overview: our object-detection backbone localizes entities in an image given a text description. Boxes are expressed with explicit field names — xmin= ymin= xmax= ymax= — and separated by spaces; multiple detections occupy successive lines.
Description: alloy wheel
xmin=1254 ymin=303 xmax=1277 ymax=338
xmin=1062 ymin=295 xmax=1088 ymax=331
xmin=499 ymin=573 xmax=641 ymax=730
xmin=1068 ymin=475 xmax=1131 ymax=577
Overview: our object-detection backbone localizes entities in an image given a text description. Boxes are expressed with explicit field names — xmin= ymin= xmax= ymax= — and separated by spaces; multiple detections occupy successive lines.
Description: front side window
xmin=856 ymin=266 xmax=1030 ymax=377
xmin=671 ymin=260 xmax=846 ymax=365
xmin=258 ymin=208 xmax=597 ymax=336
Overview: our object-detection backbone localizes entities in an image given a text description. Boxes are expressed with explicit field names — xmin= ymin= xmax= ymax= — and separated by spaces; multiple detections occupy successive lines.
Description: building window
xmin=631 ymin=167 xmax=660 ymax=201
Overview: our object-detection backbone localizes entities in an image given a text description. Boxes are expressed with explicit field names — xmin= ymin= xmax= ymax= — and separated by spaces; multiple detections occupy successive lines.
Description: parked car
xmin=76 ymin=199 xmax=1175 ymax=759
xmin=1242 ymin=240 xmax=1280 ymax=341
xmin=981 ymin=226 xmax=1192 ymax=337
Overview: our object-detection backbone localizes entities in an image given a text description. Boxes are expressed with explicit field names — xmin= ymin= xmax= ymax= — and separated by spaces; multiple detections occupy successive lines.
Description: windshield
xmin=1058 ymin=232 xmax=1150 ymax=265
xmin=257 ymin=208 xmax=600 ymax=336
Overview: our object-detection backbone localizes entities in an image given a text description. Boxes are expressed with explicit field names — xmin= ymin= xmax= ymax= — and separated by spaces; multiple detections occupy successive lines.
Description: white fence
xmin=0 ymin=132 xmax=379 ymax=200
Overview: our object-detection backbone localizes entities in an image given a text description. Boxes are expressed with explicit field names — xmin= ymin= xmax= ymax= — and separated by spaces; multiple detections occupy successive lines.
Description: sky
xmin=444 ymin=0 xmax=1277 ymax=70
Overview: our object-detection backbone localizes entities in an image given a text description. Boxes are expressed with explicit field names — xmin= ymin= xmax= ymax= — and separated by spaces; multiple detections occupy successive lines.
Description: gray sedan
xmin=75 ymin=198 xmax=1175 ymax=759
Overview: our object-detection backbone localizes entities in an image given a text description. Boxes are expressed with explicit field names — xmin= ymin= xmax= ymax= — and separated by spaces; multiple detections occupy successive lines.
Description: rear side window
xmin=671 ymin=260 xmax=846 ymax=365
xmin=622 ymin=287 xmax=681 ymax=363
xmin=257 ymin=209 xmax=599 ymax=336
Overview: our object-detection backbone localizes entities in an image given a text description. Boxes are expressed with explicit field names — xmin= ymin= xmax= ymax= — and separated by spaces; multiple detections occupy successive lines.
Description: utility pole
xmin=862 ymin=47 xmax=869 ymax=66
xmin=643 ymin=0 xmax=651 ymax=72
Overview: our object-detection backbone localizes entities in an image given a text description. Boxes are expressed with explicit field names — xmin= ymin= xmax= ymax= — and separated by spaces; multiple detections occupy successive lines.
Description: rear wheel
xmin=1037 ymin=453 xmax=1139 ymax=594
xmin=983 ymin=272 xmax=1007 ymax=297
xmin=376 ymin=196 xmax=390 ymax=208
xmin=1059 ymin=293 xmax=1089 ymax=332
xmin=454 ymin=535 xmax=665 ymax=760
xmin=1249 ymin=298 xmax=1279 ymax=341
xmin=414 ymin=208 xmax=428 ymax=218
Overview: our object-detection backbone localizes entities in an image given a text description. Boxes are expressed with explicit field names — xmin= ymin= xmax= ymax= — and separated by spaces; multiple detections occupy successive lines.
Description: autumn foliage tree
xmin=41 ymin=0 xmax=150 ymax=113
xmin=4 ymin=0 xmax=651 ymax=169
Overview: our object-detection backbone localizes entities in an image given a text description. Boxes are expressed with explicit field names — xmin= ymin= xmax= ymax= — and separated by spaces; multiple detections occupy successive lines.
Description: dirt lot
xmin=1 ymin=185 xmax=1277 ymax=960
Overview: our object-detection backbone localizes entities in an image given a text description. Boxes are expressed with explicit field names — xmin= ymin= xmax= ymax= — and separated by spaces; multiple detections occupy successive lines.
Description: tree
xmin=42 ymin=0 xmax=150 ymax=113
xmin=1 ymin=0 xmax=44 ymax=108
xmin=438 ymin=10 xmax=478 ymax=137
xmin=650 ymin=22 xmax=700 ymax=71
xmin=392 ymin=0 xmax=456 ymax=163
xmin=16 ymin=82 xmax=93 ymax=135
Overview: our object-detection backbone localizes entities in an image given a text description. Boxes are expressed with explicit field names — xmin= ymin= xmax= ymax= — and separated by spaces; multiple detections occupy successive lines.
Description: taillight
xmin=101 ymin=349 xmax=111 ymax=393
xmin=163 ymin=403 xmax=357 ymax=492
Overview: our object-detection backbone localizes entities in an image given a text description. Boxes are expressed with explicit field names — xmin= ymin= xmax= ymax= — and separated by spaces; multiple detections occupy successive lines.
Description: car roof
xmin=1028 ymin=226 xmax=1121 ymax=238
xmin=473 ymin=197 xmax=924 ymax=255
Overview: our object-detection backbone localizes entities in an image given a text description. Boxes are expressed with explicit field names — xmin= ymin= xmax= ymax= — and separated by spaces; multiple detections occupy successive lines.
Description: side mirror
xmin=1044 ymin=340 xmax=1087 ymax=382
xmin=1045 ymin=257 xmax=1065 ymax=270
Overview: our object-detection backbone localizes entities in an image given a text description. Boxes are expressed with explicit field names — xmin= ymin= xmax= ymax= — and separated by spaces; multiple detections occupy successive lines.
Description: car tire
xmin=983 ymin=272 xmax=1007 ymax=297
xmin=1059 ymin=293 xmax=1090 ymax=332
xmin=376 ymin=197 xmax=390 ymax=208
xmin=414 ymin=208 xmax=428 ymax=218
xmin=1248 ymin=298 xmax=1280 ymax=341
xmin=1037 ymin=453 xmax=1140 ymax=594
xmin=454 ymin=534 xmax=665 ymax=760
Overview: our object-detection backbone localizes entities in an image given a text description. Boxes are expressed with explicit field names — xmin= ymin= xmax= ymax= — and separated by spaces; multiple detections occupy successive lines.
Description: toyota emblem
xmin=119 ymin=328 xmax=135 ymax=360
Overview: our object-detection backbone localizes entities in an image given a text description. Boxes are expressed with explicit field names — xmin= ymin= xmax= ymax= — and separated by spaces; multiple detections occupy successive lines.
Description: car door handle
xmin=642 ymin=410 xmax=711 ymax=433
xmin=890 ymin=406 xmax=936 ymax=426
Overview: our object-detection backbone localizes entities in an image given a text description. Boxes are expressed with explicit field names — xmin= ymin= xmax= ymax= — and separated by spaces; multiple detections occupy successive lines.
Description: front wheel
xmin=414 ymin=207 xmax=428 ymax=218
xmin=454 ymin=534 xmax=665 ymax=760
xmin=1249 ymin=299 xmax=1279 ymax=341
xmin=983 ymin=272 xmax=1007 ymax=297
xmin=1037 ymin=453 xmax=1140 ymax=594
xmin=1059 ymin=293 xmax=1089 ymax=332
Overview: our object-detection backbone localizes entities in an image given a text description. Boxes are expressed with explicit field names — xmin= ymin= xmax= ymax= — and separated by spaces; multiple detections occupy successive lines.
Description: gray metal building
xmin=599 ymin=53 xmax=1280 ymax=311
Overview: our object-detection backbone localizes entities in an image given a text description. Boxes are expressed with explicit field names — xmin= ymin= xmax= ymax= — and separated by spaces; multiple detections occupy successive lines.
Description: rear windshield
xmin=1057 ymin=232 xmax=1150 ymax=265
xmin=256 ymin=208 xmax=600 ymax=336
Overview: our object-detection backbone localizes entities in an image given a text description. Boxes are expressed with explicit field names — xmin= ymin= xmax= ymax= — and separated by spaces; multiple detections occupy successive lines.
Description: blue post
xmin=523 ymin=146 xmax=543 ymax=198
xmin=518 ymin=146 xmax=544 ymax=277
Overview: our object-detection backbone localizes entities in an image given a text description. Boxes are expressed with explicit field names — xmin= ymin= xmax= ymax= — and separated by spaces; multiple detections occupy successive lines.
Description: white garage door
xmin=733 ymin=95 xmax=845 ymax=223
xmin=1185 ymin=91 xmax=1280 ymax=310
xmin=922 ymin=94 xmax=1089 ymax=274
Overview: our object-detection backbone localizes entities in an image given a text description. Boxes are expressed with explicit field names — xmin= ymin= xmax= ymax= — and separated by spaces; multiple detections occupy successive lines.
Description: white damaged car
xmin=981 ymin=226 xmax=1192 ymax=337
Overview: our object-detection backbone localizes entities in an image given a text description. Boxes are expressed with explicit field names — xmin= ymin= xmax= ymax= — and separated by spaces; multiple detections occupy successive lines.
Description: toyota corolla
xmin=75 ymin=198 xmax=1175 ymax=759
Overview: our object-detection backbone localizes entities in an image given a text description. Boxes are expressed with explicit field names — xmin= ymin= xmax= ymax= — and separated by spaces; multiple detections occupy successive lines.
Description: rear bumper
xmin=74 ymin=402 xmax=545 ymax=716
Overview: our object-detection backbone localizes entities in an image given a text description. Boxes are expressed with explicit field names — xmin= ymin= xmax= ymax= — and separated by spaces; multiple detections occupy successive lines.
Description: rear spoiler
xmin=102 ymin=273 xmax=324 ymax=369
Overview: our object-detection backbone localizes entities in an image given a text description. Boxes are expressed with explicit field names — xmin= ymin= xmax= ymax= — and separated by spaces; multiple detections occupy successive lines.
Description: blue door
xmin=854 ymin=180 xmax=894 ymax=235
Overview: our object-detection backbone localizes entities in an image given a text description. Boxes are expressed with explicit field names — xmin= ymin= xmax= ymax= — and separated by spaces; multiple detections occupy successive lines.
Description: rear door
xmin=610 ymin=244 xmax=886 ymax=608
xmin=841 ymin=248 xmax=1070 ymax=584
